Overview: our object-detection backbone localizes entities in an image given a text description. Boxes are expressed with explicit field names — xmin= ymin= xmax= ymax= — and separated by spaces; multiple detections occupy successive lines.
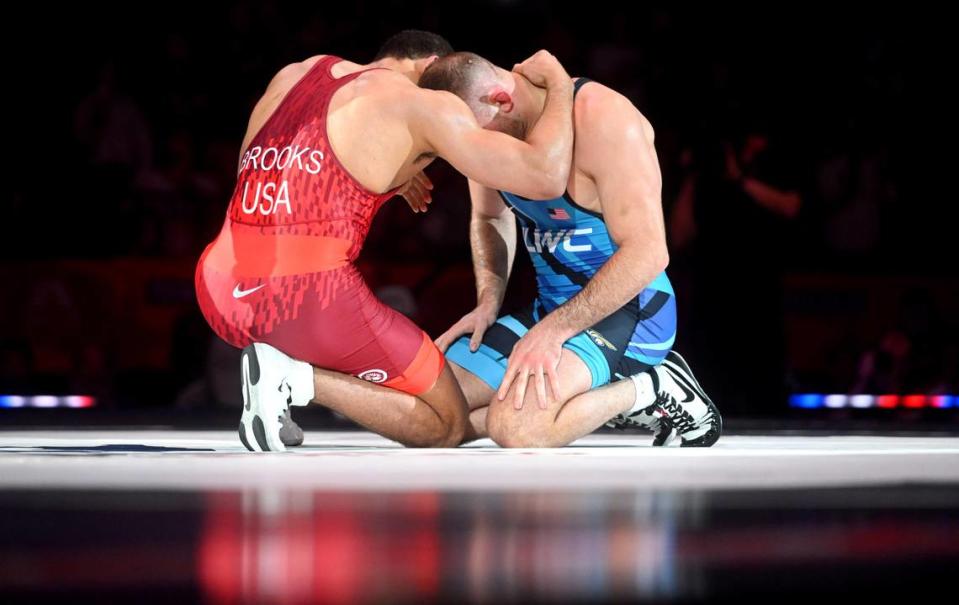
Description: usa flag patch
xmin=548 ymin=207 xmax=570 ymax=220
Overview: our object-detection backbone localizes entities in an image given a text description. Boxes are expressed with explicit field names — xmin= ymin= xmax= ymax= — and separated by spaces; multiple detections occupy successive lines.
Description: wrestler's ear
xmin=414 ymin=55 xmax=440 ymax=78
xmin=488 ymin=87 xmax=514 ymax=113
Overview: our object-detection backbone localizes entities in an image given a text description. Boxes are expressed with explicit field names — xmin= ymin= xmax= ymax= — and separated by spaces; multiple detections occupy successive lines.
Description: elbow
xmin=643 ymin=239 xmax=670 ymax=274
xmin=535 ymin=164 xmax=570 ymax=199
xmin=622 ymin=239 xmax=669 ymax=275
xmin=522 ymin=150 xmax=570 ymax=199
xmin=656 ymin=245 xmax=670 ymax=274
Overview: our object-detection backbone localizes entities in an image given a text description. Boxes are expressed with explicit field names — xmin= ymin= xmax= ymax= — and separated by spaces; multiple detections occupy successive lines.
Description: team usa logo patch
xmin=358 ymin=369 xmax=389 ymax=383
xmin=548 ymin=207 xmax=570 ymax=220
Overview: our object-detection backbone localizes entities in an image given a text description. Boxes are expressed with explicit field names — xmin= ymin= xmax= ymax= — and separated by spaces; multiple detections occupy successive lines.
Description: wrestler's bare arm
xmin=536 ymin=87 xmax=669 ymax=340
xmin=409 ymin=85 xmax=574 ymax=200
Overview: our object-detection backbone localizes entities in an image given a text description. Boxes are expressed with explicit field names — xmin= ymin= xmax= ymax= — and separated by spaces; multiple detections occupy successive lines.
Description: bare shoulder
xmin=574 ymin=81 xmax=653 ymax=142
xmin=389 ymin=85 xmax=475 ymax=124
xmin=268 ymin=55 xmax=328 ymax=86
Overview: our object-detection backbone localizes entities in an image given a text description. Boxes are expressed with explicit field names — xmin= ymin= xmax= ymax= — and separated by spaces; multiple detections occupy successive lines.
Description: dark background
xmin=3 ymin=1 xmax=955 ymax=420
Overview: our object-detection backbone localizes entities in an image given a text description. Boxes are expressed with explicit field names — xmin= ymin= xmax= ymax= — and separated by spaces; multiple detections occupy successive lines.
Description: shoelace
xmin=608 ymin=402 xmax=667 ymax=434
xmin=609 ymin=408 xmax=662 ymax=430
xmin=646 ymin=391 xmax=699 ymax=435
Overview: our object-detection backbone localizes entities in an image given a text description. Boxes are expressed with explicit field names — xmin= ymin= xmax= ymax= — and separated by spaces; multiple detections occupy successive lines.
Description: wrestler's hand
xmin=497 ymin=323 xmax=563 ymax=411
xmin=398 ymin=171 xmax=434 ymax=213
xmin=512 ymin=50 xmax=569 ymax=88
xmin=435 ymin=301 xmax=499 ymax=353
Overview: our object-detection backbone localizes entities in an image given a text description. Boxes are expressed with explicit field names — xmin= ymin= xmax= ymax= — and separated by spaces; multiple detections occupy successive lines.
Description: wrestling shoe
xmin=239 ymin=343 xmax=314 ymax=452
xmin=607 ymin=350 xmax=722 ymax=447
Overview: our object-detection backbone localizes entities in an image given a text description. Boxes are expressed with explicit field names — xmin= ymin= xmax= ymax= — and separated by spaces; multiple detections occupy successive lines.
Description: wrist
xmin=476 ymin=294 xmax=501 ymax=314
xmin=547 ymin=75 xmax=573 ymax=95
xmin=536 ymin=318 xmax=573 ymax=344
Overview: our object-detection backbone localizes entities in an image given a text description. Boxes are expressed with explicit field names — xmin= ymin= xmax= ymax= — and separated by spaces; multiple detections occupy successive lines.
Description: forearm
xmin=742 ymin=177 xmax=801 ymax=218
xmin=471 ymin=213 xmax=516 ymax=309
xmin=523 ymin=79 xmax=575 ymax=191
xmin=541 ymin=243 xmax=667 ymax=341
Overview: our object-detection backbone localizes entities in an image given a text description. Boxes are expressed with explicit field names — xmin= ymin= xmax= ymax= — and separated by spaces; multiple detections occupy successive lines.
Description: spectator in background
xmin=73 ymin=63 xmax=154 ymax=256
xmin=670 ymin=124 xmax=803 ymax=414
xmin=819 ymin=134 xmax=892 ymax=258
xmin=74 ymin=63 xmax=153 ymax=180
xmin=854 ymin=288 xmax=958 ymax=395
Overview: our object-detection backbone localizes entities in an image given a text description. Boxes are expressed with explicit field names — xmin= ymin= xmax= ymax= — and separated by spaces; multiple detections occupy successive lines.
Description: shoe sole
xmin=239 ymin=344 xmax=287 ymax=452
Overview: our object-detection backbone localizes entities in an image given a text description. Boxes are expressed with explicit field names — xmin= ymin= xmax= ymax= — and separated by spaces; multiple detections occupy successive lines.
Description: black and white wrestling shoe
xmin=607 ymin=350 xmax=722 ymax=447
xmin=239 ymin=343 xmax=314 ymax=452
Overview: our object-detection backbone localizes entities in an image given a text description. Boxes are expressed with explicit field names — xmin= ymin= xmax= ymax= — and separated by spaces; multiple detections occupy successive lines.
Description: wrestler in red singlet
xmin=195 ymin=55 xmax=443 ymax=395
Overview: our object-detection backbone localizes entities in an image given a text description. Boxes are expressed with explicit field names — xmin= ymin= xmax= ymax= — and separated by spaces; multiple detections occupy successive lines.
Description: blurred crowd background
xmin=3 ymin=2 xmax=955 ymax=417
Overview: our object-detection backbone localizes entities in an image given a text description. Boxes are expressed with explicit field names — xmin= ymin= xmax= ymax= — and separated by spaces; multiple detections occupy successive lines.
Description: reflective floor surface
xmin=1 ymin=430 xmax=957 ymax=603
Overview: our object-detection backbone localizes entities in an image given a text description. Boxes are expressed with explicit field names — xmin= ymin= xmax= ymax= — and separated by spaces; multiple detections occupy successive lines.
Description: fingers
xmin=406 ymin=181 xmax=430 ymax=212
xmin=545 ymin=365 xmax=562 ymax=406
xmin=534 ymin=365 xmax=548 ymax=410
xmin=469 ymin=322 xmax=488 ymax=352
xmin=401 ymin=172 xmax=434 ymax=213
xmin=435 ymin=320 xmax=471 ymax=353
xmin=513 ymin=370 xmax=530 ymax=410
xmin=434 ymin=332 xmax=452 ymax=353
xmin=415 ymin=172 xmax=433 ymax=191
xmin=404 ymin=196 xmax=424 ymax=213
xmin=497 ymin=362 xmax=517 ymax=402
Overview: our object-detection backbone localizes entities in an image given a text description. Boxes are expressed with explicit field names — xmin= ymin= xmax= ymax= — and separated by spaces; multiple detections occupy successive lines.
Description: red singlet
xmin=195 ymin=56 xmax=443 ymax=395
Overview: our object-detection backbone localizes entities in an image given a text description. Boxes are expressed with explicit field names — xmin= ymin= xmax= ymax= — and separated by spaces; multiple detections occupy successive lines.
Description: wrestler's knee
xmin=486 ymin=395 xmax=554 ymax=449
xmin=406 ymin=365 xmax=468 ymax=448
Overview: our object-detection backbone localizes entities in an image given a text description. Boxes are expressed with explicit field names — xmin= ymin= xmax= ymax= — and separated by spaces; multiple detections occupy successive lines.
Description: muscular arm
xmin=468 ymin=179 xmax=517 ymax=310
xmin=538 ymin=91 xmax=669 ymax=341
xmin=433 ymin=180 xmax=517 ymax=353
xmin=412 ymin=82 xmax=574 ymax=199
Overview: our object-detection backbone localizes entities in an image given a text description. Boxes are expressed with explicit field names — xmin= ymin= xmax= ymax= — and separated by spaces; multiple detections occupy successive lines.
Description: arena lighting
xmin=790 ymin=394 xmax=958 ymax=409
xmin=789 ymin=394 xmax=825 ymax=409
xmin=876 ymin=395 xmax=900 ymax=408
xmin=931 ymin=395 xmax=956 ymax=409
xmin=0 ymin=395 xmax=97 ymax=409
xmin=824 ymin=394 xmax=847 ymax=408
xmin=0 ymin=395 xmax=27 ymax=408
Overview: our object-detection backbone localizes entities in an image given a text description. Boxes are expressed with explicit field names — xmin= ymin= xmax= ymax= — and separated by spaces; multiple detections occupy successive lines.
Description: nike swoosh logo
xmin=668 ymin=371 xmax=696 ymax=403
xmin=664 ymin=360 xmax=710 ymax=403
xmin=233 ymin=284 xmax=266 ymax=299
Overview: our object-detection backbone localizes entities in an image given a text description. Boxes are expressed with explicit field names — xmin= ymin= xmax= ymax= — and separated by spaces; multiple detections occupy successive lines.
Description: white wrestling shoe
xmin=239 ymin=343 xmax=314 ymax=452
xmin=607 ymin=350 xmax=722 ymax=447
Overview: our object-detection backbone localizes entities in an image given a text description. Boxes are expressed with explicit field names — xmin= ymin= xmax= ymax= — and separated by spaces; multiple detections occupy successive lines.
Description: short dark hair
xmin=418 ymin=52 xmax=493 ymax=98
xmin=375 ymin=30 xmax=453 ymax=61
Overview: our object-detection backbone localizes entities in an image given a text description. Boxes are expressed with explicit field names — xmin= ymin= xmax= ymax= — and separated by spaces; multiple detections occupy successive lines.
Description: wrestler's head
xmin=375 ymin=30 xmax=454 ymax=82
xmin=419 ymin=52 xmax=529 ymax=140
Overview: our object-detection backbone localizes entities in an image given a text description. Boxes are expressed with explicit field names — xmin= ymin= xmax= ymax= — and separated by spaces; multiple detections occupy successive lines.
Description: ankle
xmin=287 ymin=360 xmax=316 ymax=406
xmin=626 ymin=371 xmax=657 ymax=414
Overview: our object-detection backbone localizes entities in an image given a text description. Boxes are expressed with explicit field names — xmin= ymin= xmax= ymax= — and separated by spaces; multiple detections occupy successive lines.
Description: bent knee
xmin=403 ymin=411 xmax=466 ymax=449
xmin=487 ymin=411 xmax=552 ymax=449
